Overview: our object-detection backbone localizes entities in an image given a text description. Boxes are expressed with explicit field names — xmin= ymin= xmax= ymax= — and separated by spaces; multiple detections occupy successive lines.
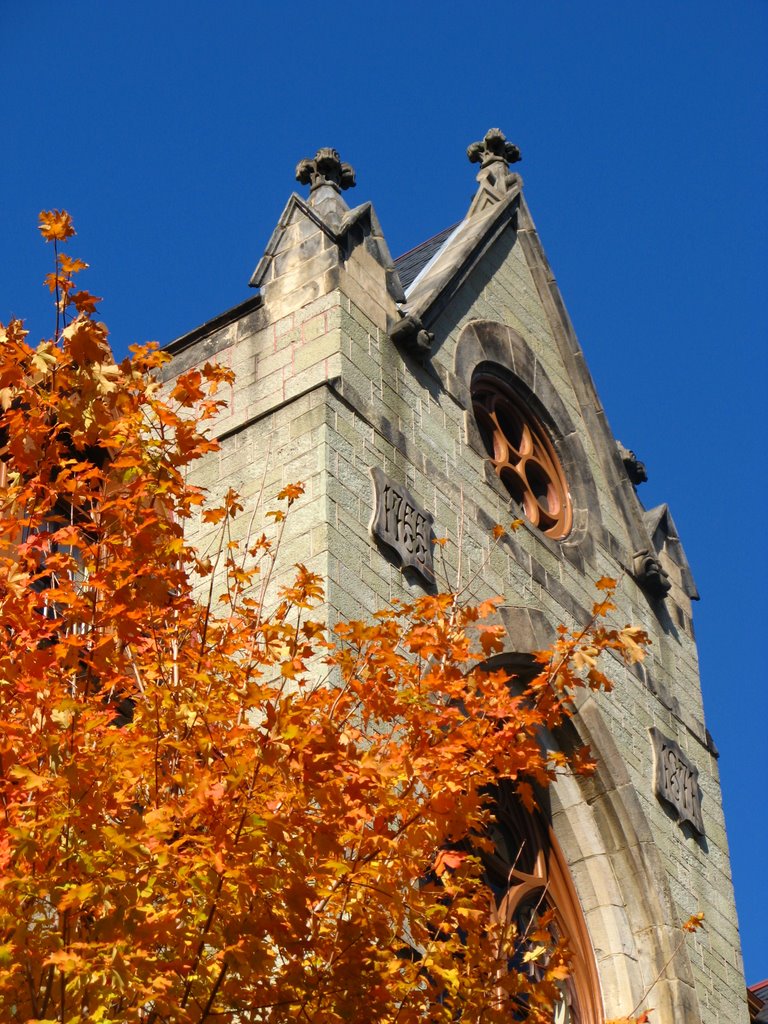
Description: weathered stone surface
xmin=498 ymin=604 xmax=553 ymax=652
xmin=164 ymin=139 xmax=746 ymax=1024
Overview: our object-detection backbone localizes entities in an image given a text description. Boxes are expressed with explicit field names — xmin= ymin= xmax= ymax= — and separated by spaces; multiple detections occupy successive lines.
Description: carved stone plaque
xmin=650 ymin=728 xmax=705 ymax=835
xmin=370 ymin=467 xmax=435 ymax=585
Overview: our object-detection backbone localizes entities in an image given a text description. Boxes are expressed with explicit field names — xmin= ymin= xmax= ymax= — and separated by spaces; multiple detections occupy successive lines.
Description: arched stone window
xmin=472 ymin=370 xmax=572 ymax=540
xmin=453 ymin=320 xmax=605 ymax=559
xmin=485 ymin=781 xmax=603 ymax=1023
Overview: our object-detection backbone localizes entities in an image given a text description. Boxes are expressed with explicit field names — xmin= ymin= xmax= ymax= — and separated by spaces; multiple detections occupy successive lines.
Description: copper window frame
xmin=485 ymin=785 xmax=603 ymax=1024
xmin=472 ymin=372 xmax=572 ymax=540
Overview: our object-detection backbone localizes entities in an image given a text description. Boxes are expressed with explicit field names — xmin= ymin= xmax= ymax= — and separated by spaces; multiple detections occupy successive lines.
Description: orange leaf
xmin=62 ymin=316 xmax=110 ymax=363
xmin=479 ymin=625 xmax=504 ymax=656
xmin=517 ymin=781 xmax=536 ymax=812
xmin=682 ymin=912 xmax=705 ymax=932
xmin=277 ymin=482 xmax=305 ymax=503
xmin=202 ymin=507 xmax=228 ymax=525
xmin=434 ymin=850 xmax=466 ymax=876
xmin=571 ymin=745 xmax=597 ymax=776
xmin=58 ymin=253 xmax=88 ymax=274
xmin=170 ymin=370 xmax=205 ymax=405
xmin=70 ymin=290 xmax=102 ymax=314
xmin=39 ymin=209 xmax=75 ymax=241
xmin=595 ymin=576 xmax=617 ymax=591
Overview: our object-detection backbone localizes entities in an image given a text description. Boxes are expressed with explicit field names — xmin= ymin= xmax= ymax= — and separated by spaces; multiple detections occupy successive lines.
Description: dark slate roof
xmin=394 ymin=223 xmax=458 ymax=292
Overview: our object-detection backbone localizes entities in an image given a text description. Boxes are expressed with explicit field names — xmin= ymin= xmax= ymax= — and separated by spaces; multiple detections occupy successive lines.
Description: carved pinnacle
xmin=295 ymin=147 xmax=356 ymax=193
xmin=466 ymin=128 xmax=521 ymax=169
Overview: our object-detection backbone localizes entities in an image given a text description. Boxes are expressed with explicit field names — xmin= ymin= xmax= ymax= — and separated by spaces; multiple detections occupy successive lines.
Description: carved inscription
xmin=650 ymin=728 xmax=705 ymax=835
xmin=370 ymin=468 xmax=435 ymax=586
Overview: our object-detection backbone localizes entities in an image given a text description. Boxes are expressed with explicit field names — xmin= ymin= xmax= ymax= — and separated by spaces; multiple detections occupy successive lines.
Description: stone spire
xmin=465 ymin=128 xmax=522 ymax=216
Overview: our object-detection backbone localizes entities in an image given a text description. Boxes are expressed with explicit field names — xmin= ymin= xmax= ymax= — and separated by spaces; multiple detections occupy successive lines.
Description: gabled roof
xmin=394 ymin=224 xmax=458 ymax=291
xmin=392 ymin=162 xmax=698 ymax=598
xmin=397 ymin=179 xmax=522 ymax=330
xmin=749 ymin=980 xmax=768 ymax=1023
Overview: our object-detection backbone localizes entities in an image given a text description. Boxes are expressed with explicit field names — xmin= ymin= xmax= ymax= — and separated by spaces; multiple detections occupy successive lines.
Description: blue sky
xmin=2 ymin=0 xmax=766 ymax=985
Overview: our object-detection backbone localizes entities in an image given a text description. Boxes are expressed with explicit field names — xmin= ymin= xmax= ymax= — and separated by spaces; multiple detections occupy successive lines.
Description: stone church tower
xmin=166 ymin=131 xmax=746 ymax=1022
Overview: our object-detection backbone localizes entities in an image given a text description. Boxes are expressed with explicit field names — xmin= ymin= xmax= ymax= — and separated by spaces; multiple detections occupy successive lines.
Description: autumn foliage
xmin=1 ymin=216 xmax=661 ymax=1022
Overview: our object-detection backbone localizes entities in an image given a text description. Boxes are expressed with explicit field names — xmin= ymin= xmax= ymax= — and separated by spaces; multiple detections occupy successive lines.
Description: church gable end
xmin=165 ymin=132 xmax=747 ymax=1024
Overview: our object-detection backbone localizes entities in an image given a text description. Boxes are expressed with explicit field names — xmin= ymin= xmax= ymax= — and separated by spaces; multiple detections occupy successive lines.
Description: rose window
xmin=472 ymin=373 xmax=572 ymax=539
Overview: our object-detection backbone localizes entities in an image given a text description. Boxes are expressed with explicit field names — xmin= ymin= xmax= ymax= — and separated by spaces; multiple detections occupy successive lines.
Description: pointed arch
xmin=487 ymin=781 xmax=604 ymax=1024
xmin=481 ymin=650 xmax=705 ymax=1022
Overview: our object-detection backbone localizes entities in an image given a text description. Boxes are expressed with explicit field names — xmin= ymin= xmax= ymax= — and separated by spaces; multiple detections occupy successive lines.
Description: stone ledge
xmin=163 ymin=294 xmax=263 ymax=361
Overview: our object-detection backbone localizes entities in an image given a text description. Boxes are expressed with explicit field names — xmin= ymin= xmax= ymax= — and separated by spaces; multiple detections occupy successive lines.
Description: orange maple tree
xmin=0 ymin=215 xmax=660 ymax=1023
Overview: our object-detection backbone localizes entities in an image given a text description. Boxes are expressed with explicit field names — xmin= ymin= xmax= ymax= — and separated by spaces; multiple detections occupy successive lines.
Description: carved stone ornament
xmin=390 ymin=312 xmax=434 ymax=359
xmin=633 ymin=549 xmax=671 ymax=599
xmin=650 ymin=727 xmax=705 ymax=835
xmin=295 ymin=148 xmax=356 ymax=193
xmin=370 ymin=467 xmax=435 ymax=585
xmin=617 ymin=441 xmax=648 ymax=486
xmin=467 ymin=127 xmax=521 ymax=169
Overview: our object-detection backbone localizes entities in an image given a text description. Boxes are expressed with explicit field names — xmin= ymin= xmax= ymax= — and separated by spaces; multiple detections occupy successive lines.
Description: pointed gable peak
xmin=643 ymin=504 xmax=700 ymax=600
xmin=248 ymin=147 xmax=404 ymax=305
xmin=395 ymin=129 xmax=524 ymax=326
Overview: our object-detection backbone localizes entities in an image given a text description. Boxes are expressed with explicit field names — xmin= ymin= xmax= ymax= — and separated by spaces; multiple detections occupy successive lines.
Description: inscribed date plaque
xmin=370 ymin=468 xmax=435 ymax=586
xmin=650 ymin=728 xmax=705 ymax=835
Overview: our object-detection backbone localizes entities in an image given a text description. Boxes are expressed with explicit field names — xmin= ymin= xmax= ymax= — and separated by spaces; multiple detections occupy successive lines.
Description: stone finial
xmin=295 ymin=148 xmax=356 ymax=194
xmin=465 ymin=129 xmax=522 ymax=216
xmin=467 ymin=128 xmax=521 ymax=170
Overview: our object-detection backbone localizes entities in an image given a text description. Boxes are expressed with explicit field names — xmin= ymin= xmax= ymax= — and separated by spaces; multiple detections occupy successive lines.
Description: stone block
xmin=273 ymin=216 xmax=324 ymax=255
xmin=339 ymin=273 xmax=391 ymax=333
xmin=272 ymin=229 xmax=325 ymax=279
xmin=301 ymin=310 xmax=329 ymax=344
xmin=293 ymin=332 xmax=341 ymax=374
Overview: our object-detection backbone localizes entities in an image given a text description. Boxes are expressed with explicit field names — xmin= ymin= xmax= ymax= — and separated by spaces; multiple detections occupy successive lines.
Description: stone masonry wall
xmin=166 ymin=190 xmax=746 ymax=1022
xmin=320 ymin=221 xmax=743 ymax=1021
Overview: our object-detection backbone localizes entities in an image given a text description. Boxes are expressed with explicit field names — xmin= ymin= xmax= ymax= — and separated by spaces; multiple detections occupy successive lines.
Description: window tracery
xmin=472 ymin=371 xmax=572 ymax=540
xmin=485 ymin=783 xmax=603 ymax=1023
